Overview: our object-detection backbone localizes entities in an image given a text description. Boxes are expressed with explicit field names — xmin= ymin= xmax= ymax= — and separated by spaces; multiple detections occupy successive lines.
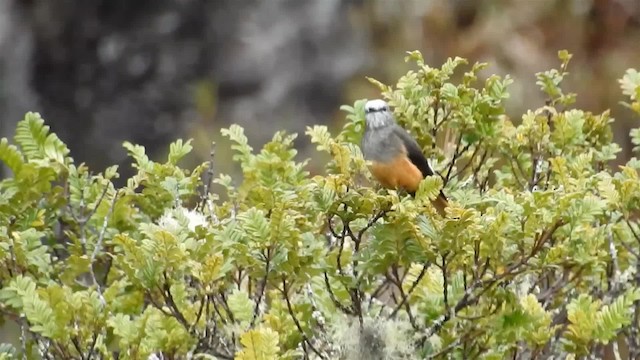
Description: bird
xmin=361 ymin=99 xmax=449 ymax=215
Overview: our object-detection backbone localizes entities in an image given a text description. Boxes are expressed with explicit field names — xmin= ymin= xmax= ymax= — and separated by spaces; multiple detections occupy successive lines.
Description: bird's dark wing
xmin=393 ymin=126 xmax=435 ymax=178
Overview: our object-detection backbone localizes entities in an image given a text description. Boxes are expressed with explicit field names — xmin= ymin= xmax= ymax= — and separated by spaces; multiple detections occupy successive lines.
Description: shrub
xmin=1 ymin=50 xmax=640 ymax=359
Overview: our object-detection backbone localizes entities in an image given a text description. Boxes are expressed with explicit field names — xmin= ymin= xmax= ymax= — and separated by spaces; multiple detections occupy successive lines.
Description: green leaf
xmin=14 ymin=112 xmax=71 ymax=166
xmin=228 ymin=289 xmax=255 ymax=327
xmin=0 ymin=138 xmax=24 ymax=175
xmin=620 ymin=68 xmax=640 ymax=100
xmin=168 ymin=139 xmax=193 ymax=165
xmin=558 ymin=49 xmax=573 ymax=65
xmin=222 ymin=124 xmax=254 ymax=166
xmin=123 ymin=141 xmax=151 ymax=171
xmin=0 ymin=343 xmax=17 ymax=357
xmin=440 ymin=83 xmax=458 ymax=100
xmin=416 ymin=175 xmax=444 ymax=203
xmin=236 ymin=327 xmax=281 ymax=360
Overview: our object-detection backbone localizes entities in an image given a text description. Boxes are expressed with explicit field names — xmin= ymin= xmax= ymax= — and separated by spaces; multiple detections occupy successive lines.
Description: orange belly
xmin=369 ymin=155 xmax=448 ymax=216
xmin=369 ymin=155 xmax=424 ymax=193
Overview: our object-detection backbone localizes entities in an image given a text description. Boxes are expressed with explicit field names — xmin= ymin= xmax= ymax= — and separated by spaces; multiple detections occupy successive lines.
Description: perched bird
xmin=361 ymin=99 xmax=449 ymax=215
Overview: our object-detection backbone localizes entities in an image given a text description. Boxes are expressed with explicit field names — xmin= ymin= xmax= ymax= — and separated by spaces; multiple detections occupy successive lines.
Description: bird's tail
xmin=432 ymin=190 xmax=449 ymax=217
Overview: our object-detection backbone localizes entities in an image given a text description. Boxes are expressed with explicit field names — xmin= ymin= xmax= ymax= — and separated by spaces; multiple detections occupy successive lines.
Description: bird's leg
xmin=397 ymin=188 xmax=411 ymax=198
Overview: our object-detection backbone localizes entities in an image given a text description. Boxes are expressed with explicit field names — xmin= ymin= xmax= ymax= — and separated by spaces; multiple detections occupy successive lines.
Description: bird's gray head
xmin=364 ymin=99 xmax=396 ymax=129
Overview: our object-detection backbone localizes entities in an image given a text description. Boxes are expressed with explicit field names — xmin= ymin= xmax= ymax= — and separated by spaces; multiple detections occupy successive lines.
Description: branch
xmin=344 ymin=207 xmax=388 ymax=326
xmin=423 ymin=220 xmax=563 ymax=340
xmin=423 ymin=267 xmax=522 ymax=340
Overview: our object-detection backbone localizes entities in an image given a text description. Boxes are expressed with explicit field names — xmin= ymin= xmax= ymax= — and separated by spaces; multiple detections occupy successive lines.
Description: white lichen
xmin=328 ymin=315 xmax=418 ymax=360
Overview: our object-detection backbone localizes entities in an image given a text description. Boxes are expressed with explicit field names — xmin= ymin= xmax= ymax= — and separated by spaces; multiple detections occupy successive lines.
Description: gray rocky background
xmin=0 ymin=0 xmax=371 ymax=180
xmin=1 ymin=0 xmax=639 ymax=179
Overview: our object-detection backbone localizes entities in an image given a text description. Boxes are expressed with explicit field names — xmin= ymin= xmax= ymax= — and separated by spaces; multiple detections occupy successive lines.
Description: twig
xmin=281 ymin=277 xmax=326 ymax=359
xmin=71 ymin=337 xmax=84 ymax=360
xmin=322 ymin=272 xmax=353 ymax=314
xmin=431 ymin=95 xmax=442 ymax=151
xmin=210 ymin=295 xmax=229 ymax=325
xmin=389 ymin=262 xmax=428 ymax=318
xmin=387 ymin=265 xmax=418 ymax=330
xmin=86 ymin=332 xmax=98 ymax=360
xmin=336 ymin=223 xmax=348 ymax=277
xmin=626 ymin=219 xmax=640 ymax=246
xmin=451 ymin=141 xmax=483 ymax=180
xmin=607 ymin=228 xmax=621 ymax=293
xmin=629 ymin=262 xmax=640 ymax=358
xmin=191 ymin=296 xmax=207 ymax=333
xmin=529 ymin=145 xmax=540 ymax=191
xmin=444 ymin=135 xmax=463 ymax=182
xmin=356 ymin=209 xmax=387 ymax=240
xmin=369 ymin=279 xmax=391 ymax=304
xmin=426 ymin=336 xmax=462 ymax=359
xmin=508 ymin=159 xmax=526 ymax=189
xmin=251 ymin=247 xmax=272 ymax=326
xmin=199 ymin=142 xmax=216 ymax=213
xmin=86 ymin=183 xmax=111 ymax=226
xmin=434 ymin=104 xmax=452 ymax=132
xmin=218 ymin=292 xmax=236 ymax=325
xmin=445 ymin=137 xmax=472 ymax=184
xmin=162 ymin=272 xmax=190 ymax=331
xmin=20 ymin=317 xmax=27 ymax=360
xmin=90 ymin=188 xmax=119 ymax=305
xmin=512 ymin=157 xmax=529 ymax=190
xmin=471 ymin=150 xmax=490 ymax=187
xmin=442 ymin=254 xmax=450 ymax=313
xmin=423 ymin=267 xmax=517 ymax=341
xmin=537 ymin=268 xmax=583 ymax=309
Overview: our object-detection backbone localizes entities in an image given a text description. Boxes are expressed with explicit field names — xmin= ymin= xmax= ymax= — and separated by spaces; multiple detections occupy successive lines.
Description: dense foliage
xmin=1 ymin=50 xmax=640 ymax=359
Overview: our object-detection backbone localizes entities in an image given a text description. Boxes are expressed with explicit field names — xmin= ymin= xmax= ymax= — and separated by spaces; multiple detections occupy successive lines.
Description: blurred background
xmin=1 ymin=0 xmax=640 ymax=181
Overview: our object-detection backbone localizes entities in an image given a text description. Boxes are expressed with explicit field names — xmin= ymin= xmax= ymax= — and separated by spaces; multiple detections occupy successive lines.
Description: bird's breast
xmin=362 ymin=127 xmax=400 ymax=162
